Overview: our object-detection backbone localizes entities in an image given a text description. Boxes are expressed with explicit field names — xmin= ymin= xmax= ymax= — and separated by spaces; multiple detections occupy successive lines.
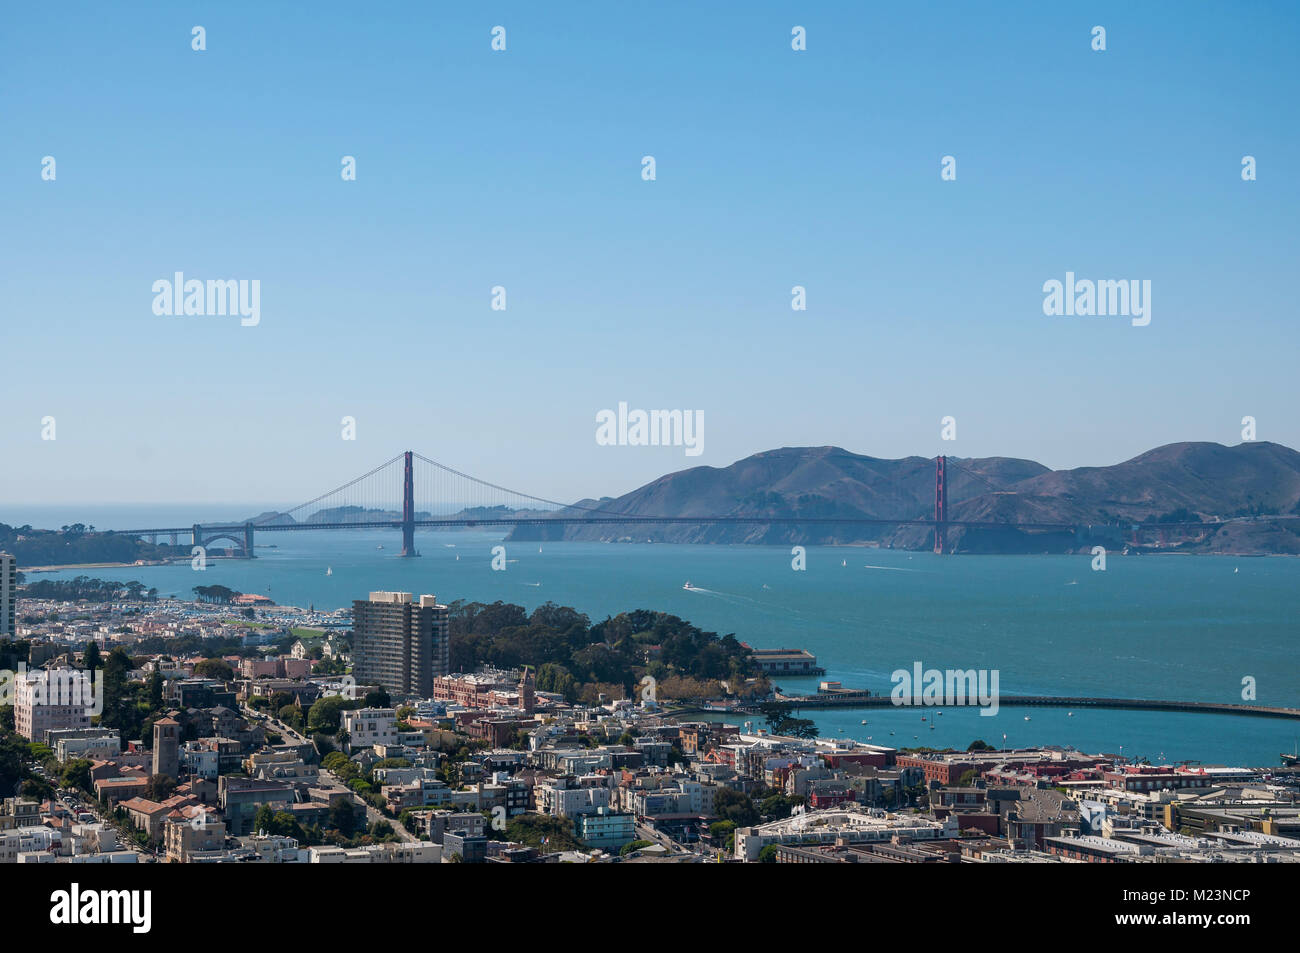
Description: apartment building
xmin=0 ymin=552 xmax=15 ymax=637
xmin=351 ymin=591 xmax=449 ymax=696
xmin=342 ymin=707 xmax=397 ymax=752
xmin=13 ymin=668 xmax=93 ymax=741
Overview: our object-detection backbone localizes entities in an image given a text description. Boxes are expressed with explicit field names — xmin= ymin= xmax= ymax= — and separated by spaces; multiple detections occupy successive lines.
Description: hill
xmin=507 ymin=442 xmax=1300 ymax=554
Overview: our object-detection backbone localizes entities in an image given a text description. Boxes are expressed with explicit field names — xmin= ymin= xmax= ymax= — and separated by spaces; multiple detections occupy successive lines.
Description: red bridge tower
xmin=934 ymin=455 xmax=948 ymax=554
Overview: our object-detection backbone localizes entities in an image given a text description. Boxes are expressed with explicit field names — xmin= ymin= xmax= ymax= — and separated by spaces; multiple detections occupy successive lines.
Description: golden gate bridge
xmin=100 ymin=451 xmax=1212 ymax=558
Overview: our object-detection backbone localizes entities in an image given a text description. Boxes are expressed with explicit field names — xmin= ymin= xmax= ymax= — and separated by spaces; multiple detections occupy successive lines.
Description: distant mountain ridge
xmin=507 ymin=442 xmax=1300 ymax=554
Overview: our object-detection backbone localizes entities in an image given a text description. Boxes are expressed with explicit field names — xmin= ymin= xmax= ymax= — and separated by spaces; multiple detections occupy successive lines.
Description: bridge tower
xmin=400 ymin=450 xmax=417 ymax=557
xmin=192 ymin=524 xmax=201 ymax=548
xmin=244 ymin=522 xmax=256 ymax=559
xmin=934 ymin=455 xmax=948 ymax=554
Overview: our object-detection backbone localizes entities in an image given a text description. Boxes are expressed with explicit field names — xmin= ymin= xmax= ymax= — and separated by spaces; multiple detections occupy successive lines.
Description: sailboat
xmin=325 ymin=567 xmax=332 ymax=576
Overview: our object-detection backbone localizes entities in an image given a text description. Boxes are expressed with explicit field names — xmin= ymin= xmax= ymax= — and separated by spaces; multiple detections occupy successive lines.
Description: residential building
xmin=0 ymin=552 xmax=15 ymax=637
xmin=342 ymin=707 xmax=397 ymax=752
xmin=351 ymin=591 xmax=449 ymax=696
xmin=576 ymin=808 xmax=635 ymax=851
xmin=13 ymin=668 xmax=92 ymax=741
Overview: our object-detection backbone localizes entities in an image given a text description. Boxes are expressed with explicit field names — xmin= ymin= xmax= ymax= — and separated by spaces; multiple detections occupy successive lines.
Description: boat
xmin=921 ymin=716 xmax=926 ymax=722
xmin=376 ymin=545 xmax=383 ymax=550
xmin=860 ymin=720 xmax=867 ymax=725
xmin=325 ymin=567 xmax=332 ymax=576
xmin=1024 ymin=716 xmax=1031 ymax=721
xmin=841 ymin=559 xmax=847 ymax=567
xmin=1283 ymin=744 xmax=1299 ymax=767
xmin=683 ymin=581 xmax=696 ymax=590
xmin=1067 ymin=712 xmax=1073 ymax=717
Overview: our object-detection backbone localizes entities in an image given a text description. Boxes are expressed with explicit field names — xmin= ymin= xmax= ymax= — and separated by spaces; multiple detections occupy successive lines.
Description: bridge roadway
xmin=757 ymin=693 xmax=1300 ymax=720
xmin=105 ymin=515 xmax=1228 ymax=536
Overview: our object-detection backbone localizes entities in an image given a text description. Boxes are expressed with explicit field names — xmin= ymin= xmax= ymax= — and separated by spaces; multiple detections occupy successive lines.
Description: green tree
xmin=307 ymin=696 xmax=345 ymax=734
xmin=147 ymin=670 xmax=164 ymax=711
xmin=504 ymin=813 xmax=582 ymax=851
xmin=193 ymin=657 xmax=234 ymax=681
xmin=61 ymin=759 xmax=93 ymax=791
xmin=145 ymin=773 xmax=176 ymax=800
xmin=712 ymin=788 xmax=759 ymax=827
xmin=83 ymin=641 xmax=102 ymax=678
xmin=758 ymin=844 xmax=779 ymax=863
xmin=328 ymin=800 xmax=358 ymax=836
xmin=709 ymin=820 xmax=736 ymax=841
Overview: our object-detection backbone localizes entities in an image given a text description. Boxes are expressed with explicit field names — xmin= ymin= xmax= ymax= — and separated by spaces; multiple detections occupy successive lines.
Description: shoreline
xmin=21 ymin=557 xmax=234 ymax=572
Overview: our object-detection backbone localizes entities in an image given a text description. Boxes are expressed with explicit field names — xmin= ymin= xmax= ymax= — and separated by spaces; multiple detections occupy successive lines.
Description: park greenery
xmin=447 ymin=600 xmax=765 ymax=704
xmin=21 ymin=576 xmax=159 ymax=602
xmin=0 ymin=523 xmax=175 ymax=567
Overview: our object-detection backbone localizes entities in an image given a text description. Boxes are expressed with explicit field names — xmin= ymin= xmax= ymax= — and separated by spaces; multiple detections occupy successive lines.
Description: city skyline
xmin=3 ymin=2 xmax=1298 ymax=504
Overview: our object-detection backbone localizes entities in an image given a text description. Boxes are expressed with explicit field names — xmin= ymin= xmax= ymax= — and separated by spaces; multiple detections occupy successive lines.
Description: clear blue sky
xmin=2 ymin=1 xmax=1297 ymax=506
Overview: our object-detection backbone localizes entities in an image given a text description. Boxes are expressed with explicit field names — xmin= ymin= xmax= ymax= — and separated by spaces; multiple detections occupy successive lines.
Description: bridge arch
xmin=197 ymin=532 xmax=245 ymax=553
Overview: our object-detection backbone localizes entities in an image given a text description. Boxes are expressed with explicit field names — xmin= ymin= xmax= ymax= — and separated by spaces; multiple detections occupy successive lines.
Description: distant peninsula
xmin=507 ymin=442 xmax=1300 ymax=555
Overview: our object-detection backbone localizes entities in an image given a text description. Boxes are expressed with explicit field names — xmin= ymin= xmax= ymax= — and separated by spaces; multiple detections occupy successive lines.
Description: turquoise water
xmin=29 ymin=525 xmax=1300 ymax=767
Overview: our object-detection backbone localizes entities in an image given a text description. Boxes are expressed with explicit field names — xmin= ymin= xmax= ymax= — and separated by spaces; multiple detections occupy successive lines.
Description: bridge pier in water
xmin=190 ymin=523 xmax=256 ymax=559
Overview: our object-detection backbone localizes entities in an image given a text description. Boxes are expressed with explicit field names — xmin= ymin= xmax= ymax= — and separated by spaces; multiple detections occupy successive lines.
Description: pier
xmin=754 ymin=693 xmax=1300 ymax=721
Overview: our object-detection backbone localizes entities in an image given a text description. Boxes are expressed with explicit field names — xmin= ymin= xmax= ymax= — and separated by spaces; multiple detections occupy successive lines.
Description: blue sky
xmin=1 ymin=1 xmax=1297 ymax=507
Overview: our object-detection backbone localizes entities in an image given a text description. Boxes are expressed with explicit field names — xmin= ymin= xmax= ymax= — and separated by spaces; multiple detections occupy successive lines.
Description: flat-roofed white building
xmin=734 ymin=806 xmax=957 ymax=862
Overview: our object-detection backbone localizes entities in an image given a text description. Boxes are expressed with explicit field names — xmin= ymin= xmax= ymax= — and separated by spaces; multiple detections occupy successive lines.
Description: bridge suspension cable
xmin=261 ymin=452 xmax=405 ymax=524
